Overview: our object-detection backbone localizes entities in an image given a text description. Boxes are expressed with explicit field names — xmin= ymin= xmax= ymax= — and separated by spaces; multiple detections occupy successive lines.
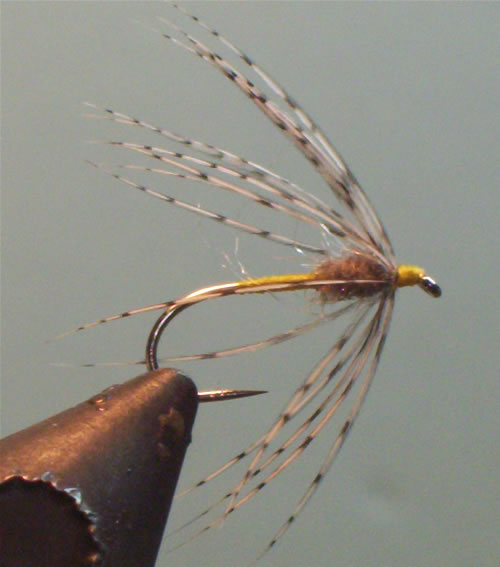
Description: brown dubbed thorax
xmin=314 ymin=253 xmax=395 ymax=302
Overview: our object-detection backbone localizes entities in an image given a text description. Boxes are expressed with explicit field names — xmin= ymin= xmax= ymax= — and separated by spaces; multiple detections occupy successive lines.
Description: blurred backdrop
xmin=2 ymin=3 xmax=499 ymax=567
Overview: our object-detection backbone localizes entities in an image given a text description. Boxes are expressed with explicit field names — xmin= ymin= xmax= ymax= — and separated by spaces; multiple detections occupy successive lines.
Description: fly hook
xmin=146 ymin=301 xmax=267 ymax=402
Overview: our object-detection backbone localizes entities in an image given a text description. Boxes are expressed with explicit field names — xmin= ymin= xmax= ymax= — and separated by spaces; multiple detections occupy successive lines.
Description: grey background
xmin=2 ymin=2 xmax=499 ymax=566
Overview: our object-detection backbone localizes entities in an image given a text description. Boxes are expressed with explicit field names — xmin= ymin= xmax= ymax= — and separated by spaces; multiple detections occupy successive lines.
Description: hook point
xmin=198 ymin=389 xmax=267 ymax=403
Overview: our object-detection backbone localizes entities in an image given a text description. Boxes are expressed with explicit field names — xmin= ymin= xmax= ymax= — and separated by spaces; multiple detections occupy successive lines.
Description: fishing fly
xmin=67 ymin=5 xmax=441 ymax=562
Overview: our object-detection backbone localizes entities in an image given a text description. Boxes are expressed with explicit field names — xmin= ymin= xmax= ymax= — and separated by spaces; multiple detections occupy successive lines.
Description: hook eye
xmin=419 ymin=276 xmax=442 ymax=298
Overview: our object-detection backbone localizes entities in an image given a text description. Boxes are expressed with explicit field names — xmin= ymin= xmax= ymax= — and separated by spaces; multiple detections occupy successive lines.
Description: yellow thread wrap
xmin=236 ymin=272 xmax=318 ymax=289
xmin=397 ymin=265 xmax=424 ymax=288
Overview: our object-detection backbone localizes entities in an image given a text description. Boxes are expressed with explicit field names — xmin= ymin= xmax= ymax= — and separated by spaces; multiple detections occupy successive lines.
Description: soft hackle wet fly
xmin=65 ymin=4 xmax=441 ymax=562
